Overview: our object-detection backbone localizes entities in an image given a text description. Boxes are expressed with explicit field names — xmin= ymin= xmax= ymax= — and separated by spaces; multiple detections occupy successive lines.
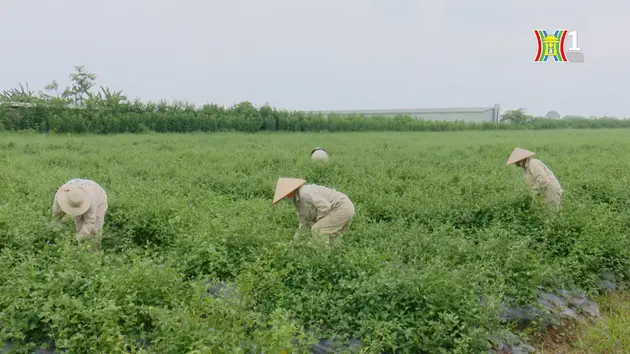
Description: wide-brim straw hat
xmin=56 ymin=185 xmax=91 ymax=216
xmin=506 ymin=147 xmax=535 ymax=166
xmin=273 ymin=178 xmax=306 ymax=205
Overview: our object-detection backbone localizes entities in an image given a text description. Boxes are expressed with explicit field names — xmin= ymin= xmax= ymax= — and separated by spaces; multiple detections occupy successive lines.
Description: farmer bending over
xmin=52 ymin=178 xmax=109 ymax=251
xmin=506 ymin=147 xmax=563 ymax=212
xmin=273 ymin=177 xmax=355 ymax=248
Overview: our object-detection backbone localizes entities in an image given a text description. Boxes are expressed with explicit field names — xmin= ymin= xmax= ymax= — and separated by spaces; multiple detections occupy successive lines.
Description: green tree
xmin=62 ymin=65 xmax=98 ymax=105
xmin=38 ymin=80 xmax=64 ymax=102
xmin=85 ymin=86 xmax=128 ymax=108
xmin=0 ymin=82 xmax=37 ymax=102
xmin=501 ymin=108 xmax=533 ymax=124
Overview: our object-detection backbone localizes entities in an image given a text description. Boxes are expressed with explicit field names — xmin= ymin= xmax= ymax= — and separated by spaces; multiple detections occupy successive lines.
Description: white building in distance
xmin=309 ymin=104 xmax=501 ymax=123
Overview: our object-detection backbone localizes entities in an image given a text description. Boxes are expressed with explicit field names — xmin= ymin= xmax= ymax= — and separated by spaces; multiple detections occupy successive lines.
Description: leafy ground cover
xmin=0 ymin=129 xmax=628 ymax=353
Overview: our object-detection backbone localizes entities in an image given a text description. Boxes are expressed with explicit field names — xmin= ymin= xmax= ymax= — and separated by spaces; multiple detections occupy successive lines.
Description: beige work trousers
xmin=539 ymin=188 xmax=563 ymax=212
xmin=311 ymin=198 xmax=355 ymax=247
xmin=73 ymin=202 xmax=108 ymax=251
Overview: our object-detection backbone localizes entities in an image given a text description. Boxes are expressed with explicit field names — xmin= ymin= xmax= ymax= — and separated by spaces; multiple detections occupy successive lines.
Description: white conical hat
xmin=272 ymin=178 xmax=306 ymax=205
xmin=311 ymin=147 xmax=327 ymax=155
xmin=56 ymin=185 xmax=92 ymax=216
xmin=506 ymin=147 xmax=535 ymax=166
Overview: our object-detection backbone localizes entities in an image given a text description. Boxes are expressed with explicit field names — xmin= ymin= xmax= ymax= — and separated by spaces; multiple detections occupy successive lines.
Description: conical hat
xmin=506 ymin=147 xmax=535 ymax=166
xmin=311 ymin=147 xmax=327 ymax=155
xmin=272 ymin=178 xmax=306 ymax=205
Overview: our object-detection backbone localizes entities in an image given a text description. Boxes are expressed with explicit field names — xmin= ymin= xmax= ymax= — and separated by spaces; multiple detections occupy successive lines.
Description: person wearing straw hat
xmin=272 ymin=177 xmax=354 ymax=247
xmin=311 ymin=148 xmax=329 ymax=162
xmin=52 ymin=178 xmax=109 ymax=250
xmin=506 ymin=148 xmax=563 ymax=211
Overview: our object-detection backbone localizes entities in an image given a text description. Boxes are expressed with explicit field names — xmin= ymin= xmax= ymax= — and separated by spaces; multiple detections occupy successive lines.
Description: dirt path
xmin=534 ymin=292 xmax=630 ymax=353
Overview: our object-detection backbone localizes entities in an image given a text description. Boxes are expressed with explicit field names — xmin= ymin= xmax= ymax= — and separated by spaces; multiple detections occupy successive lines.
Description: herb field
xmin=0 ymin=129 xmax=629 ymax=353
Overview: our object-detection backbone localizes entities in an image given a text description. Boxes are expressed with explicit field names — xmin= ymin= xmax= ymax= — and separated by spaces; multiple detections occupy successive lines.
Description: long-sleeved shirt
xmin=52 ymin=179 xmax=108 ymax=236
xmin=293 ymin=184 xmax=350 ymax=229
xmin=523 ymin=159 xmax=562 ymax=197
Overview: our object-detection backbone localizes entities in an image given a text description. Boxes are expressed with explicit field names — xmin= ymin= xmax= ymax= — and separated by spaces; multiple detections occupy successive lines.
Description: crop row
xmin=0 ymin=131 xmax=629 ymax=353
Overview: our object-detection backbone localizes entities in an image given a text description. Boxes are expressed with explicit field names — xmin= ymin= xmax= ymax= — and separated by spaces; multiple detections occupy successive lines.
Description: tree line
xmin=1 ymin=65 xmax=629 ymax=134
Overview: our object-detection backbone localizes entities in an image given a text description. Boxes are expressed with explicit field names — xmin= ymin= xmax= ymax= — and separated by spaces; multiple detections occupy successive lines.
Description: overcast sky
xmin=1 ymin=0 xmax=627 ymax=117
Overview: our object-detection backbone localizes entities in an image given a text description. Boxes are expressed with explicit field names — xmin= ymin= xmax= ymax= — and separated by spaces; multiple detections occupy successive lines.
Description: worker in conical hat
xmin=311 ymin=147 xmax=329 ymax=162
xmin=52 ymin=178 xmax=109 ymax=251
xmin=273 ymin=177 xmax=355 ymax=247
xmin=506 ymin=148 xmax=563 ymax=212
